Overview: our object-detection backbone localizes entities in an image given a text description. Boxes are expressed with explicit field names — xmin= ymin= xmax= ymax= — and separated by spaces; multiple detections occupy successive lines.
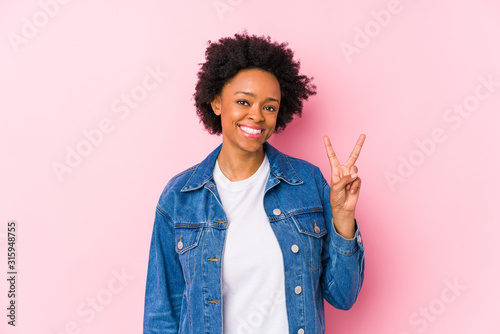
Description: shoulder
xmin=286 ymin=154 xmax=321 ymax=172
xmin=165 ymin=163 xmax=200 ymax=191
xmin=288 ymin=154 xmax=327 ymax=186
xmin=156 ymin=163 xmax=200 ymax=210
xmin=266 ymin=143 xmax=327 ymax=186
xmin=156 ymin=144 xmax=221 ymax=209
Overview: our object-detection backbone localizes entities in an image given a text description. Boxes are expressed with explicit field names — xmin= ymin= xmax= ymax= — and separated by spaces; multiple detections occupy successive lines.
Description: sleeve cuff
xmin=330 ymin=218 xmax=363 ymax=255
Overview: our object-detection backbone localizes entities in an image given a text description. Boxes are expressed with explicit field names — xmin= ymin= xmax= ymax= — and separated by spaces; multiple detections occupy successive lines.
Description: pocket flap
xmin=174 ymin=227 xmax=203 ymax=254
xmin=292 ymin=211 xmax=327 ymax=238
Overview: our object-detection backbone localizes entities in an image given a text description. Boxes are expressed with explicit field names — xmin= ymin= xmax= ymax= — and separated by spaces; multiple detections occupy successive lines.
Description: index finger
xmin=344 ymin=134 xmax=366 ymax=168
xmin=323 ymin=135 xmax=341 ymax=169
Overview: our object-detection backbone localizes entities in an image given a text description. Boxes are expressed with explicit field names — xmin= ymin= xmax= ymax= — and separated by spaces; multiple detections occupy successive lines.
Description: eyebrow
xmin=234 ymin=91 xmax=280 ymax=103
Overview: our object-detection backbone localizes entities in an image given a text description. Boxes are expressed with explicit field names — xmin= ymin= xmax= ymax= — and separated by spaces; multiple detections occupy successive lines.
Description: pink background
xmin=1 ymin=1 xmax=499 ymax=333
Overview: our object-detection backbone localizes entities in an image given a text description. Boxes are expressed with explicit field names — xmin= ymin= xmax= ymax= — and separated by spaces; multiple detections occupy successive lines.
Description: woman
xmin=144 ymin=31 xmax=365 ymax=334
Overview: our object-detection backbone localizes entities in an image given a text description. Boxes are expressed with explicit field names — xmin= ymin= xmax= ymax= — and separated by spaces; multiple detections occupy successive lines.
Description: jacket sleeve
xmin=319 ymin=175 xmax=365 ymax=310
xmin=143 ymin=205 xmax=185 ymax=333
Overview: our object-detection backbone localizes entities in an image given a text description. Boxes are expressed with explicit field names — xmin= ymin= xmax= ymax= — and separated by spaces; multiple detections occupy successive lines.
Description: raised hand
xmin=323 ymin=134 xmax=366 ymax=238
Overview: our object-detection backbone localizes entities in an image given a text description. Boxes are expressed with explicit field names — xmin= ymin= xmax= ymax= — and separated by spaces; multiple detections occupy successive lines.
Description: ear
xmin=210 ymin=95 xmax=221 ymax=116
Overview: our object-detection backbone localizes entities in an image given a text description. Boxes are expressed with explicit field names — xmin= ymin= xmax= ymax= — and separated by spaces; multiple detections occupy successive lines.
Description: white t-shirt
xmin=214 ymin=154 xmax=289 ymax=334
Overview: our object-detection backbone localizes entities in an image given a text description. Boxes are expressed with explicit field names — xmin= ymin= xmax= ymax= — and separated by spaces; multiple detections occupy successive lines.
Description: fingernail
xmin=346 ymin=184 xmax=351 ymax=190
xmin=351 ymin=173 xmax=357 ymax=178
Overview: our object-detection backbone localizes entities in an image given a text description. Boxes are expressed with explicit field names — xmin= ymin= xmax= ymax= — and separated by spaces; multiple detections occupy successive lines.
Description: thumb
xmin=332 ymin=173 xmax=358 ymax=192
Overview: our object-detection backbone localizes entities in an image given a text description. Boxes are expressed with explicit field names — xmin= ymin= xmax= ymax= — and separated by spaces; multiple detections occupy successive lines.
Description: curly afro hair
xmin=194 ymin=31 xmax=317 ymax=135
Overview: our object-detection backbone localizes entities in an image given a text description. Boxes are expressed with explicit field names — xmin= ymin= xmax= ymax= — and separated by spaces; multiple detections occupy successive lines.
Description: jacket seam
xmin=171 ymin=164 xmax=198 ymax=179
xmin=181 ymin=163 xmax=202 ymax=190
xmin=284 ymin=154 xmax=304 ymax=183
xmin=156 ymin=205 xmax=173 ymax=223
xmin=331 ymin=243 xmax=359 ymax=256
xmin=267 ymin=207 xmax=323 ymax=222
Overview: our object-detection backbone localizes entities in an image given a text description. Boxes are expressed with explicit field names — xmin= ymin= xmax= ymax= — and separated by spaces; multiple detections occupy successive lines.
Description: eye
xmin=236 ymin=100 xmax=250 ymax=106
xmin=264 ymin=106 xmax=277 ymax=112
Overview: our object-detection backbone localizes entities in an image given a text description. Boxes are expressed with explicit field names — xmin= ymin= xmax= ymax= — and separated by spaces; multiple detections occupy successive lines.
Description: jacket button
xmin=294 ymin=286 xmax=302 ymax=294
xmin=177 ymin=240 xmax=183 ymax=250
xmin=298 ymin=328 xmax=305 ymax=334
xmin=291 ymin=244 xmax=299 ymax=253
xmin=314 ymin=225 xmax=321 ymax=233
xmin=273 ymin=208 xmax=281 ymax=216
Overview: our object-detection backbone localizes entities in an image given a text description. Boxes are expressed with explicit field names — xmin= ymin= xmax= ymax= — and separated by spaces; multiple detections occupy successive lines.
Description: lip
xmin=238 ymin=124 xmax=265 ymax=138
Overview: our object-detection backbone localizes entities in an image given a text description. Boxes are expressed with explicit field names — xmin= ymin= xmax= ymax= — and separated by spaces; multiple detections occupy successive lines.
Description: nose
xmin=247 ymin=105 xmax=265 ymax=122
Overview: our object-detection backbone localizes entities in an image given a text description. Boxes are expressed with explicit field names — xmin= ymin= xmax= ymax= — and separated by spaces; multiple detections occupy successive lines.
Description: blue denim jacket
xmin=144 ymin=142 xmax=365 ymax=334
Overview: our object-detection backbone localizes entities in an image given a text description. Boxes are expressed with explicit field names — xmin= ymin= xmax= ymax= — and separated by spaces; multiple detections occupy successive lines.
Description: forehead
xmin=222 ymin=68 xmax=281 ymax=96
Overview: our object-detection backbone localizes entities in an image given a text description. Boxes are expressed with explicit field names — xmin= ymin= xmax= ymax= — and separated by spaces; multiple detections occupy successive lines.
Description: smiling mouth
xmin=239 ymin=125 xmax=264 ymax=135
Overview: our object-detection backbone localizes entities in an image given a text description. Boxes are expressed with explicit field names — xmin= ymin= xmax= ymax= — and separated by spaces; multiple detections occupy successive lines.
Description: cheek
xmin=266 ymin=116 xmax=278 ymax=137
xmin=270 ymin=115 xmax=278 ymax=129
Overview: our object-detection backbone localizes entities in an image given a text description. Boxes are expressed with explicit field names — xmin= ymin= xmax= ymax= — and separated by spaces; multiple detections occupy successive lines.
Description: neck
xmin=217 ymin=144 xmax=265 ymax=182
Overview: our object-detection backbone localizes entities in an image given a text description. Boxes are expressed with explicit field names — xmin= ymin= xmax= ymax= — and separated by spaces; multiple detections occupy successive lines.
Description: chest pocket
xmin=291 ymin=211 xmax=327 ymax=272
xmin=174 ymin=226 xmax=203 ymax=285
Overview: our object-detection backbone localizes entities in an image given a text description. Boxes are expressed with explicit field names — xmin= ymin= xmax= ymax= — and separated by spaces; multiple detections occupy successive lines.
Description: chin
xmin=238 ymin=140 xmax=266 ymax=153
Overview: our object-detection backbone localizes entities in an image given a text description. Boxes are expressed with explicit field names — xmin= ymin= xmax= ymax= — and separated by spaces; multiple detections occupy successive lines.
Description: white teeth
xmin=240 ymin=126 xmax=263 ymax=135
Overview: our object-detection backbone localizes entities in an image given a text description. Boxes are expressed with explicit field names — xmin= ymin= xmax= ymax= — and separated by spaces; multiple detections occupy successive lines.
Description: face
xmin=211 ymin=68 xmax=281 ymax=156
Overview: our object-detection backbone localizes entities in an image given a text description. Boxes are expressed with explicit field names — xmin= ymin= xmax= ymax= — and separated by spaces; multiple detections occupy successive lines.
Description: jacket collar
xmin=181 ymin=141 xmax=303 ymax=192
